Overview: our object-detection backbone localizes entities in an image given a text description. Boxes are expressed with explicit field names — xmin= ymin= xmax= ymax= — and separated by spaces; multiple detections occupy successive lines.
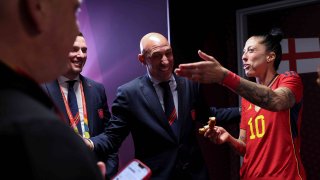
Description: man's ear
xmin=138 ymin=54 xmax=146 ymax=65
xmin=22 ymin=0 xmax=48 ymax=33
xmin=266 ymin=52 xmax=276 ymax=63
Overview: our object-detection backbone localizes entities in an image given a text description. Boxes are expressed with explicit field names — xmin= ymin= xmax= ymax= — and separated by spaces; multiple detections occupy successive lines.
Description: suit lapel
xmin=46 ymin=80 xmax=69 ymax=123
xmin=140 ymin=75 xmax=177 ymax=140
xmin=80 ymin=75 xmax=93 ymax=135
xmin=175 ymin=76 xmax=187 ymax=141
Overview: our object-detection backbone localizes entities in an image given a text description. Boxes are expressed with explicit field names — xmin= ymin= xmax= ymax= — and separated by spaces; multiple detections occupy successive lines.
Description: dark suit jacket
xmin=0 ymin=61 xmax=103 ymax=180
xmin=92 ymin=74 xmax=240 ymax=179
xmin=42 ymin=75 xmax=118 ymax=178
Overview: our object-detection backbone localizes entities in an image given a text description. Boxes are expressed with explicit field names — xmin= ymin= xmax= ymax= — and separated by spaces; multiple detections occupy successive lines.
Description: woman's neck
xmin=256 ymin=70 xmax=277 ymax=86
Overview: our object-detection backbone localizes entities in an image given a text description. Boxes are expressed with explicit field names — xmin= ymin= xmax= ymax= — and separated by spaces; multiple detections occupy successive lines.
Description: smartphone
xmin=111 ymin=159 xmax=152 ymax=180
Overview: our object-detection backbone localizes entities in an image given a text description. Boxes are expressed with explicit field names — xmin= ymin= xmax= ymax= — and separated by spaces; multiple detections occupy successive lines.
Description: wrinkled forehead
xmin=147 ymin=44 xmax=171 ymax=54
xmin=143 ymin=38 xmax=171 ymax=55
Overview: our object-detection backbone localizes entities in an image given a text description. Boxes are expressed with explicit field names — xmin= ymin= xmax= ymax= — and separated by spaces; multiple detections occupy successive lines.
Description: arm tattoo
xmin=235 ymin=79 xmax=295 ymax=111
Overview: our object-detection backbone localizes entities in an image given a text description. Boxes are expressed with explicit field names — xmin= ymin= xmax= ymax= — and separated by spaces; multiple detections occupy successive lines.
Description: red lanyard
xmin=60 ymin=81 xmax=88 ymax=133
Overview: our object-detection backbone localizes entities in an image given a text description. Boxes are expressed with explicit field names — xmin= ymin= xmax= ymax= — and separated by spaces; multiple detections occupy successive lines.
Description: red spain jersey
xmin=240 ymin=71 xmax=306 ymax=180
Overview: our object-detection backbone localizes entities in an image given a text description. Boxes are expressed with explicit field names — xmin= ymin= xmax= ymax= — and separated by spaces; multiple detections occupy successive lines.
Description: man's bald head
xmin=139 ymin=32 xmax=169 ymax=55
xmin=138 ymin=32 xmax=174 ymax=82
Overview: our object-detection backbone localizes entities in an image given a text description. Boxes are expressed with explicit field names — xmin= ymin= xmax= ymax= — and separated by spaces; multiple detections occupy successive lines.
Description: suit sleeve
xmin=210 ymin=106 xmax=241 ymax=125
xmin=196 ymin=83 xmax=241 ymax=125
xmin=100 ymin=85 xmax=119 ymax=178
xmin=90 ymin=86 xmax=131 ymax=156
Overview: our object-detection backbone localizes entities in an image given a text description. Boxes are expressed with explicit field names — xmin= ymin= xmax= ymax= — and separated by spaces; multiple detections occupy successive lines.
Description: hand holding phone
xmin=112 ymin=159 xmax=151 ymax=180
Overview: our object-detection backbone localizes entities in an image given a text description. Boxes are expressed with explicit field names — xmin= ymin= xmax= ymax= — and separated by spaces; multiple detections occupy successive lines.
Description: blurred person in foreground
xmin=175 ymin=29 xmax=306 ymax=179
xmin=0 ymin=0 xmax=105 ymax=179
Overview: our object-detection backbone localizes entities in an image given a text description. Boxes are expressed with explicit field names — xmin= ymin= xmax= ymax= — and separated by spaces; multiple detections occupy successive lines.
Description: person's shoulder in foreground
xmin=0 ymin=62 xmax=104 ymax=180
xmin=0 ymin=0 xmax=105 ymax=179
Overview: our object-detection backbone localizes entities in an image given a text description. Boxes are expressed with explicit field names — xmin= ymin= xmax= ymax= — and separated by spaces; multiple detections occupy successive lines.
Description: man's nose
xmin=161 ymin=55 xmax=169 ymax=64
xmin=77 ymin=50 xmax=85 ymax=58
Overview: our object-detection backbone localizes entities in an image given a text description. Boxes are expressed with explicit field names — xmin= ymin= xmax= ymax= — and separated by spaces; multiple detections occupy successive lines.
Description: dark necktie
xmin=67 ymin=80 xmax=82 ymax=135
xmin=159 ymin=81 xmax=178 ymax=134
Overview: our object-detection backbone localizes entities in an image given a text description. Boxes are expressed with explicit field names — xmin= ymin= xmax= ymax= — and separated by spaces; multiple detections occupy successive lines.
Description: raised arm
xmin=175 ymin=50 xmax=297 ymax=111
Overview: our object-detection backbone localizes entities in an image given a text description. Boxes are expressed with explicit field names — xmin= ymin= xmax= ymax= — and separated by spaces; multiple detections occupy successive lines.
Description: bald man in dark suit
xmin=85 ymin=32 xmax=240 ymax=179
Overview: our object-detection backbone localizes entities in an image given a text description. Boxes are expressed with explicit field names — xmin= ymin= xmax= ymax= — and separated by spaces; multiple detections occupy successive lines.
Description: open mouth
xmin=243 ymin=64 xmax=250 ymax=70
xmin=160 ymin=66 xmax=170 ymax=71
xmin=72 ymin=61 xmax=82 ymax=67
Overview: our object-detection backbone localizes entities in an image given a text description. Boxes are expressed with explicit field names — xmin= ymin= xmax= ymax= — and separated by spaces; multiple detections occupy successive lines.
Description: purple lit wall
xmin=77 ymin=0 xmax=168 ymax=169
